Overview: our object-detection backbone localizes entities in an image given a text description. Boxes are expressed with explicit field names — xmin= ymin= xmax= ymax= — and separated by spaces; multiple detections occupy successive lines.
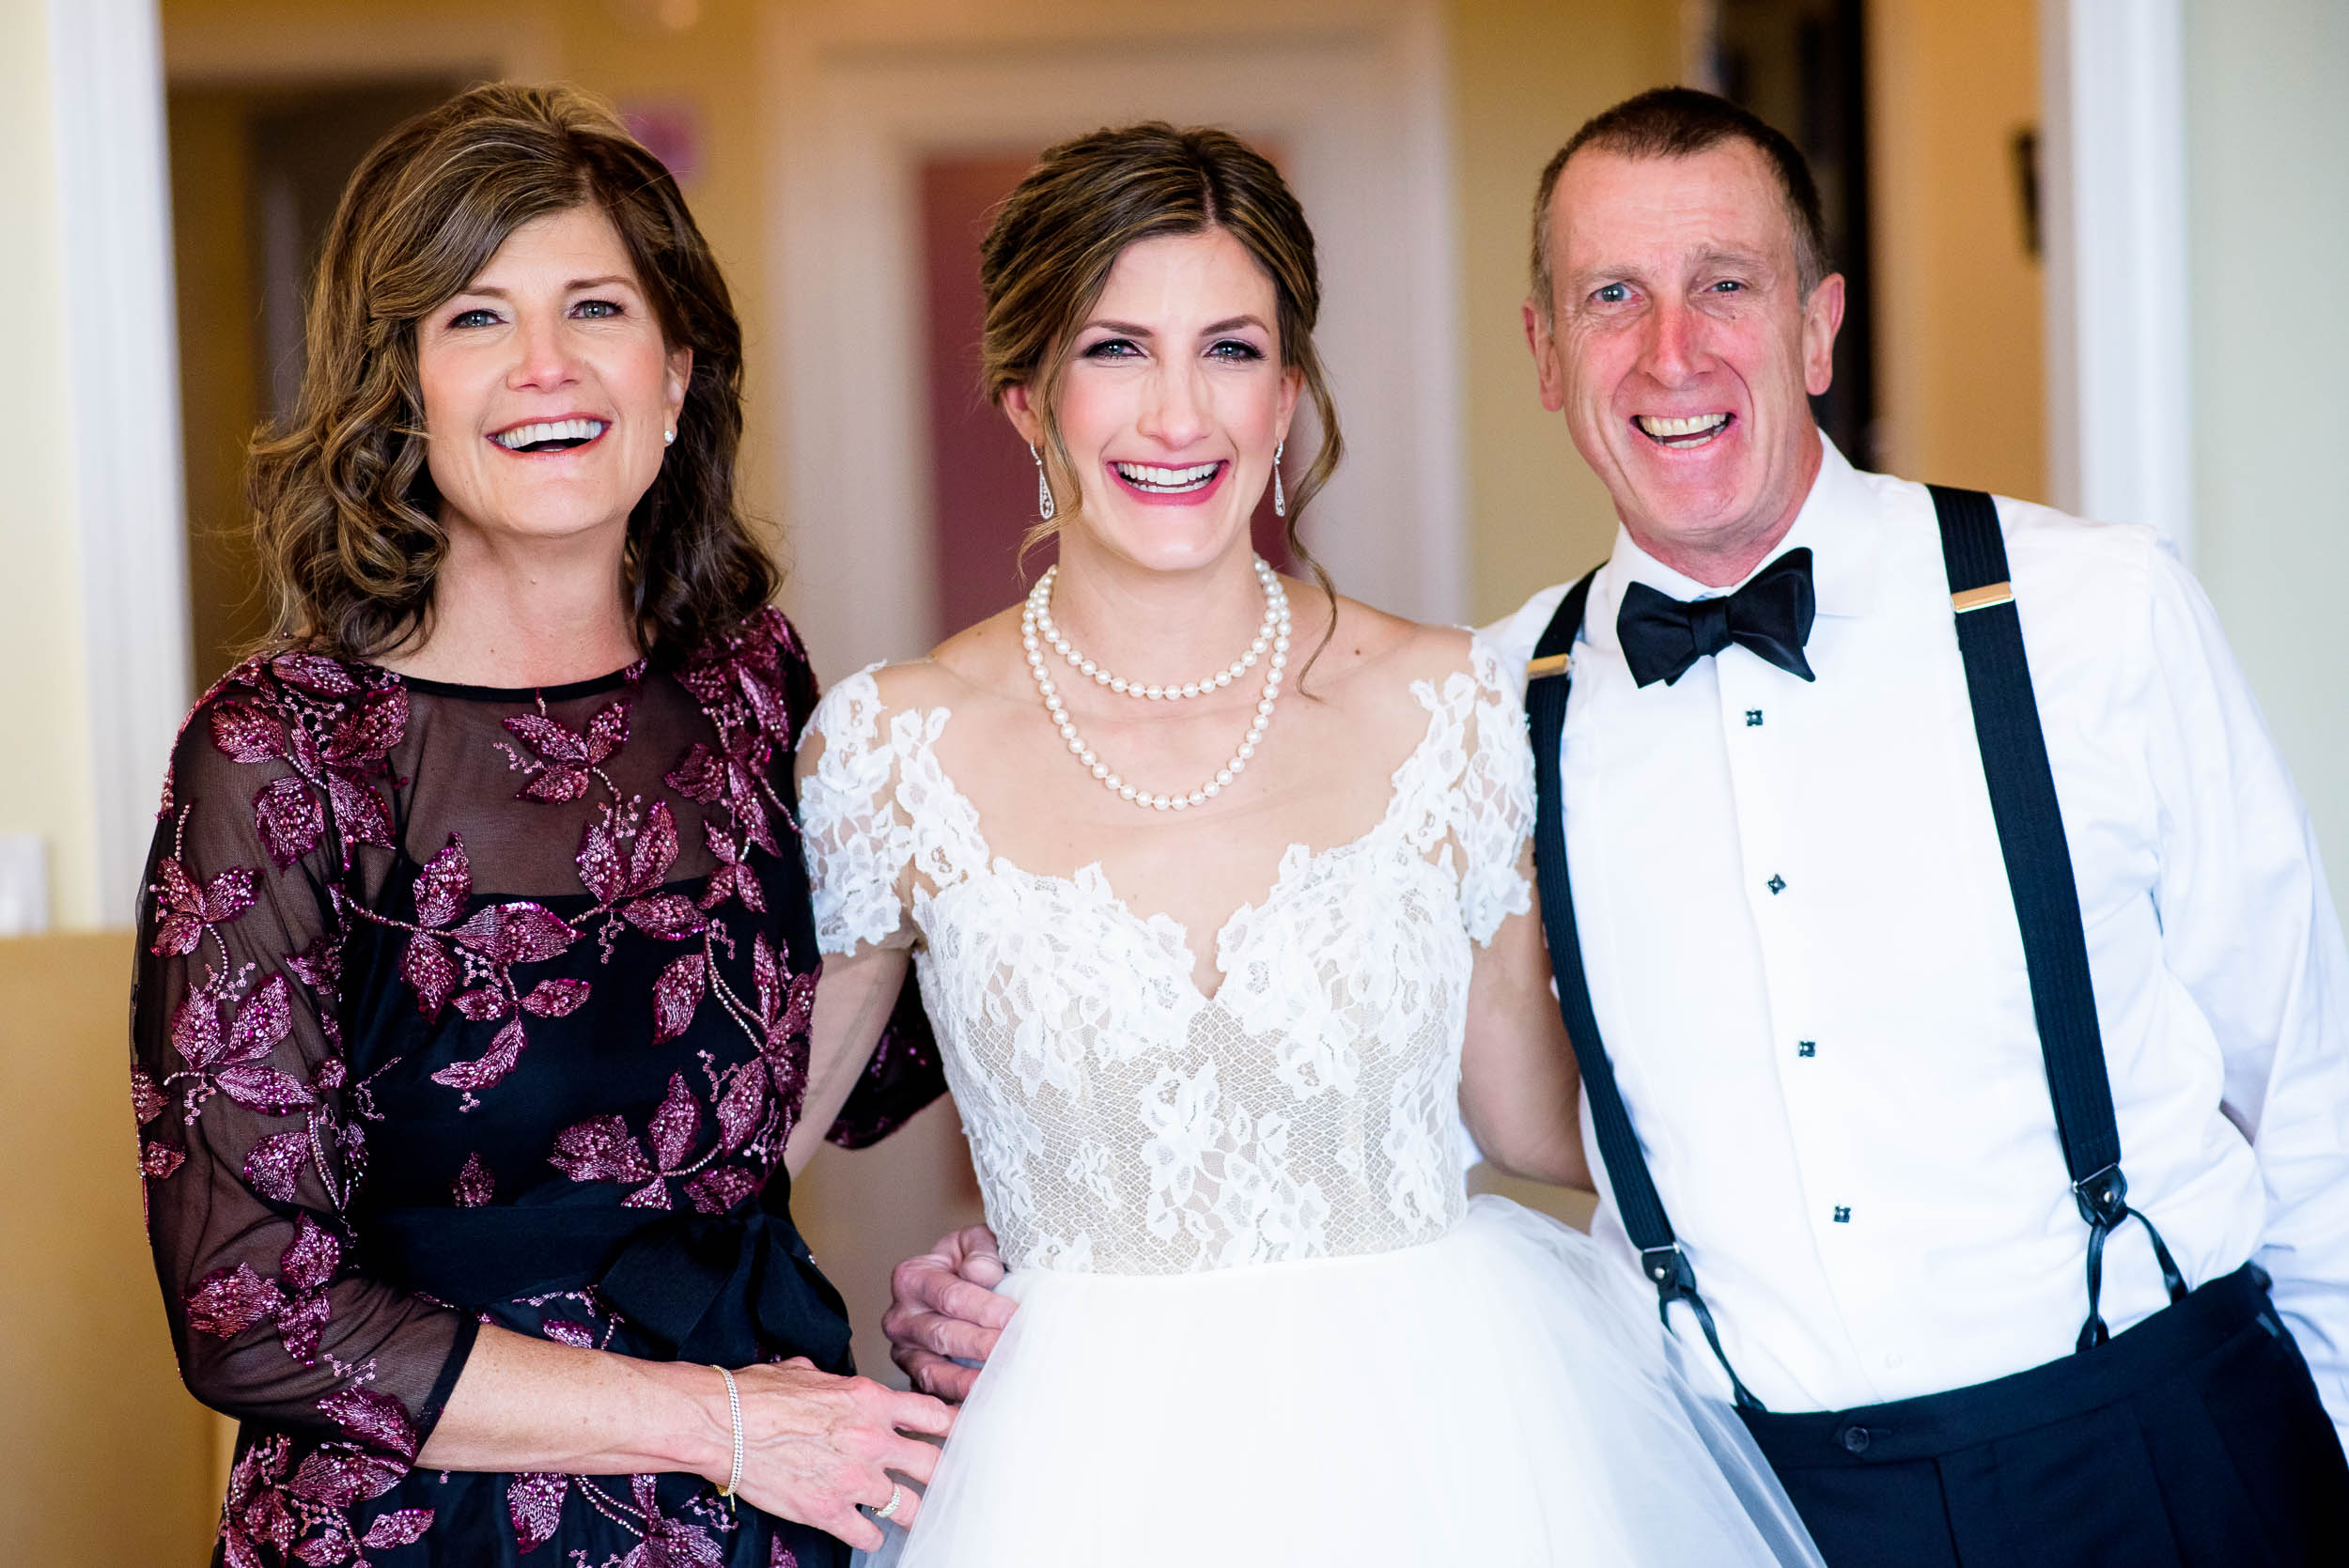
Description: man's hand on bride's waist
xmin=886 ymin=1225 xmax=1014 ymax=1404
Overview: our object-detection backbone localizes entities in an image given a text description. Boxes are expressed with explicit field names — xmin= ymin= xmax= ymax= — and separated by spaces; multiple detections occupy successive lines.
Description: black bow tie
xmin=1616 ymin=548 xmax=1818 ymax=688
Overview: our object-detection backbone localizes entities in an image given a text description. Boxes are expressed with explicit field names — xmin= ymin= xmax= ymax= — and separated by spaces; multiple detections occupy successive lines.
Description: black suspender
xmin=1523 ymin=487 xmax=2186 ymax=1405
xmin=1925 ymin=485 xmax=2186 ymax=1348
xmin=1526 ymin=570 xmax=1765 ymax=1411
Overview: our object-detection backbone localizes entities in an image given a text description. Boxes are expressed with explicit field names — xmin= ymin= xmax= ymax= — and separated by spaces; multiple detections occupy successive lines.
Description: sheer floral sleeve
xmin=1455 ymin=634 xmax=1536 ymax=946
xmin=132 ymin=660 xmax=475 ymax=1469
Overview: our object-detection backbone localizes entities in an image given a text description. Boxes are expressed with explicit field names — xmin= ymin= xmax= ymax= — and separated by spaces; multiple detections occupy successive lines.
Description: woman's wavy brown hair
xmin=978 ymin=124 xmax=1343 ymax=639
xmin=248 ymin=82 xmax=775 ymax=667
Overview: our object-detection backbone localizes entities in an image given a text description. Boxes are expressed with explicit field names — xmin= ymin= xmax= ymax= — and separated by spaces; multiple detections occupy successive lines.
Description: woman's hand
xmin=722 ymin=1358 xmax=955 ymax=1551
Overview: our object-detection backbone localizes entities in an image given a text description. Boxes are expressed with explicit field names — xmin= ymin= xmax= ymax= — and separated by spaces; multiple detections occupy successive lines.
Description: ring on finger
xmin=864 ymin=1483 xmax=905 ymax=1523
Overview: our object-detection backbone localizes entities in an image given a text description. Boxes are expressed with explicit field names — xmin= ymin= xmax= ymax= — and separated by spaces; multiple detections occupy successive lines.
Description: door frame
xmin=2037 ymin=0 xmax=2193 ymax=556
xmin=48 ymin=0 xmax=189 ymax=927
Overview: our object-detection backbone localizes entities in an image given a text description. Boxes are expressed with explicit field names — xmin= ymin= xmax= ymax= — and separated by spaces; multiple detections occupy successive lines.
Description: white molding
xmin=2038 ymin=0 xmax=2193 ymax=557
xmin=765 ymin=2 xmax=1468 ymax=681
xmin=49 ymin=0 xmax=191 ymax=926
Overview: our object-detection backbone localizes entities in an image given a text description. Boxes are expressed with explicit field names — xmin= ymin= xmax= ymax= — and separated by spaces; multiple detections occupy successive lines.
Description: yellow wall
xmin=171 ymin=85 xmax=268 ymax=685
xmin=1865 ymin=0 xmax=2046 ymax=501
xmin=1448 ymin=0 xmax=1682 ymax=622
xmin=0 ymin=0 xmax=103 ymax=932
xmin=2185 ymin=0 xmax=2349 ymax=921
xmin=0 ymin=934 xmax=221 ymax=1562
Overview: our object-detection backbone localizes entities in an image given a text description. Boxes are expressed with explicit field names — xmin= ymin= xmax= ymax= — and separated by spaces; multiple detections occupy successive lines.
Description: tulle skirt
xmin=861 ymin=1196 xmax=1822 ymax=1566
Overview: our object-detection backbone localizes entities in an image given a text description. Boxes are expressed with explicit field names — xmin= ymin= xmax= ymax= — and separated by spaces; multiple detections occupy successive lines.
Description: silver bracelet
xmin=712 ymin=1364 xmax=744 ymax=1511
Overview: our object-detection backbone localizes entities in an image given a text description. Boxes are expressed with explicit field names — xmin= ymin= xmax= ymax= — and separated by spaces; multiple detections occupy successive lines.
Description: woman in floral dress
xmin=132 ymin=85 xmax=950 ymax=1568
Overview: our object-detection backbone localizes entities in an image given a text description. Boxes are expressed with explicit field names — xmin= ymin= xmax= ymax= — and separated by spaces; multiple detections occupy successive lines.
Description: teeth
xmin=1636 ymin=413 xmax=1730 ymax=440
xmin=1113 ymin=460 xmax=1220 ymax=490
xmin=493 ymin=418 xmax=607 ymax=450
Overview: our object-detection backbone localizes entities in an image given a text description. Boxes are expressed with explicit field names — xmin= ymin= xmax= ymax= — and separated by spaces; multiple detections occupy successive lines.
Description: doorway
xmin=168 ymin=78 xmax=462 ymax=688
xmin=1703 ymin=0 xmax=1880 ymax=469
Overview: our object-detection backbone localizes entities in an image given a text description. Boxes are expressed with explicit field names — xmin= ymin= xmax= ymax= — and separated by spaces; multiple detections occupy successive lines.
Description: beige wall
xmin=1865 ymin=0 xmax=2046 ymax=502
xmin=1449 ymin=0 xmax=1681 ymax=622
xmin=0 ymin=0 xmax=105 ymax=932
xmin=171 ymin=85 xmax=268 ymax=686
xmin=2185 ymin=0 xmax=2349 ymax=919
xmin=0 ymin=934 xmax=221 ymax=1563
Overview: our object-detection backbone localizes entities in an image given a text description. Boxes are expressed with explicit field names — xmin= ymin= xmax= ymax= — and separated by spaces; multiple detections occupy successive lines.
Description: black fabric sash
xmin=1523 ymin=487 xmax=2185 ymax=1405
xmin=364 ymin=1172 xmax=854 ymax=1374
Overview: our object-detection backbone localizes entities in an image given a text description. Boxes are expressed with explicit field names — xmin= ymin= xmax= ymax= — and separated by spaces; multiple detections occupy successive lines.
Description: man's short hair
xmin=1530 ymin=86 xmax=1831 ymax=323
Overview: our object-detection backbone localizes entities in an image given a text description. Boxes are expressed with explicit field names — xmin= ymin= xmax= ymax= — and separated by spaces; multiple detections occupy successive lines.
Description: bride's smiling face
xmin=1008 ymin=227 xmax=1301 ymax=575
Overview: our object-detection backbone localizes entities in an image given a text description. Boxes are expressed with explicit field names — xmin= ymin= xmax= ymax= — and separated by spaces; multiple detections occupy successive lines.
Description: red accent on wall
xmin=919 ymin=154 xmax=1294 ymax=644
xmin=921 ymin=154 xmax=1042 ymax=641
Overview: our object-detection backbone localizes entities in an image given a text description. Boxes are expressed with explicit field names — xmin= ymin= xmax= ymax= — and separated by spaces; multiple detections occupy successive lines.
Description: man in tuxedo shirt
xmin=880 ymin=89 xmax=2349 ymax=1565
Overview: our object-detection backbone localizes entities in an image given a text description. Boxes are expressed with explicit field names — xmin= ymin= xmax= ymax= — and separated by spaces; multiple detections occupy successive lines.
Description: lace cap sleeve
xmin=801 ymin=667 xmax=920 ymax=955
xmin=1456 ymin=633 xmax=1536 ymax=946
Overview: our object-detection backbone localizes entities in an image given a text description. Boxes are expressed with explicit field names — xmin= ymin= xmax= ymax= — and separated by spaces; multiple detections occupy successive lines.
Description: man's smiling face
xmin=1528 ymin=140 xmax=1843 ymax=582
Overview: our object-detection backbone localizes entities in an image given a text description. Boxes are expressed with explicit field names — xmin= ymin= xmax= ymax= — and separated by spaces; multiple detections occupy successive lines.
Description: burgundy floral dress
xmin=131 ymin=611 xmax=943 ymax=1568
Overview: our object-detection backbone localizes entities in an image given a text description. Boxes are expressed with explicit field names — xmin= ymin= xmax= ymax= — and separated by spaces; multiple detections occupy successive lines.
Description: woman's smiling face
xmin=1010 ymin=226 xmax=1300 ymax=576
xmin=416 ymin=203 xmax=691 ymax=549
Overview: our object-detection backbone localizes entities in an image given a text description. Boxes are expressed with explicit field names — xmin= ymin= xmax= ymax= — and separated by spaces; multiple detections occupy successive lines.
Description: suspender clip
xmin=1640 ymin=1242 xmax=1767 ymax=1412
xmin=2072 ymin=1163 xmax=2129 ymax=1229
xmin=1641 ymin=1243 xmax=1698 ymax=1299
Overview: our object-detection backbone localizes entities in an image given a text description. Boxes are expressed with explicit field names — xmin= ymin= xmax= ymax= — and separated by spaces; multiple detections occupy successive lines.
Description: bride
xmin=792 ymin=123 xmax=1821 ymax=1565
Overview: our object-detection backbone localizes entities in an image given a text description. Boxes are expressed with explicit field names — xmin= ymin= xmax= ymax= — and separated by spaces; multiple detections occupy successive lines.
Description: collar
xmin=1591 ymin=431 xmax=1881 ymax=650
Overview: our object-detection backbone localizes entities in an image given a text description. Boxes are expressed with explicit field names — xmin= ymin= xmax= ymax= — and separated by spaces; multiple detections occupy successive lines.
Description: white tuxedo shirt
xmin=1484 ymin=437 xmax=2349 ymax=1439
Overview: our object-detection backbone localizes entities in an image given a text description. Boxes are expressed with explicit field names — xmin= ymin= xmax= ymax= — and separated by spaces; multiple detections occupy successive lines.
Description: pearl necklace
xmin=1032 ymin=557 xmax=1283 ymax=700
xmin=1021 ymin=560 xmax=1291 ymax=813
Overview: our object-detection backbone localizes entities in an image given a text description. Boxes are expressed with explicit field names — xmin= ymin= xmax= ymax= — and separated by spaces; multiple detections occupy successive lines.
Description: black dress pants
xmin=1738 ymin=1266 xmax=2349 ymax=1568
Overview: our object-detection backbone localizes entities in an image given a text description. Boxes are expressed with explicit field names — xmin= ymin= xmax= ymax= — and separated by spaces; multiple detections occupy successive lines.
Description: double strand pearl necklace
xmin=1021 ymin=558 xmax=1291 ymax=813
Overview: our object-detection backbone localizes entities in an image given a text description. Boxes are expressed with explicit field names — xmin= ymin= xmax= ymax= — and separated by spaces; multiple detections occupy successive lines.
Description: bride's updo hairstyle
xmin=978 ymin=123 xmax=1344 ymax=599
xmin=247 ymin=82 xmax=775 ymax=666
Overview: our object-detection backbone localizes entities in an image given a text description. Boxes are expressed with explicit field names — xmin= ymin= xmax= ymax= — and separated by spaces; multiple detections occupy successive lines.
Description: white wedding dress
xmin=802 ymin=643 xmax=1822 ymax=1567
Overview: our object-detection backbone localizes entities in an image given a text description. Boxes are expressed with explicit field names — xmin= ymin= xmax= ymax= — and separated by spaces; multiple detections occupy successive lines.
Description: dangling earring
xmin=1271 ymin=437 xmax=1286 ymax=519
xmin=1031 ymin=442 xmax=1055 ymax=522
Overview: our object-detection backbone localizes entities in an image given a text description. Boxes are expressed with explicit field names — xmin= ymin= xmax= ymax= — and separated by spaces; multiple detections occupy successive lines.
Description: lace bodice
xmin=802 ymin=638 xmax=1534 ymax=1275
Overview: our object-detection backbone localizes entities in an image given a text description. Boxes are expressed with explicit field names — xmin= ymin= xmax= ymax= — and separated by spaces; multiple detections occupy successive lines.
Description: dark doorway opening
xmin=1712 ymin=0 xmax=1878 ymax=470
